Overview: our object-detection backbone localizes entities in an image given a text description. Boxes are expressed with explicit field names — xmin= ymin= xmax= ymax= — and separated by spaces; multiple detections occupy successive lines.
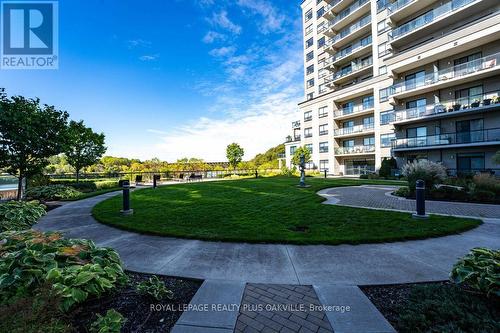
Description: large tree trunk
xmin=17 ymin=175 xmax=23 ymax=201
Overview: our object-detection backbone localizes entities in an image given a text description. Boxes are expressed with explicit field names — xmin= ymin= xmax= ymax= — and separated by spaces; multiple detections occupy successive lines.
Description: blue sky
xmin=2 ymin=0 xmax=304 ymax=161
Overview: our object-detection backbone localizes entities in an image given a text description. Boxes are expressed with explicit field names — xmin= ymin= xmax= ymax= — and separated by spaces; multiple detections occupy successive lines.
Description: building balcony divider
xmin=393 ymin=90 xmax=500 ymax=123
xmin=388 ymin=52 xmax=500 ymax=97
xmin=392 ymin=128 xmax=500 ymax=149
xmin=335 ymin=145 xmax=375 ymax=155
xmin=334 ymin=123 xmax=374 ymax=136
xmin=334 ymin=101 xmax=374 ymax=117
xmin=388 ymin=0 xmax=476 ymax=41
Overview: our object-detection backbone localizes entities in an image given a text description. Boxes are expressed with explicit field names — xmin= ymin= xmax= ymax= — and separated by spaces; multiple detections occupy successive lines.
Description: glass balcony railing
xmin=392 ymin=128 xmax=500 ymax=149
xmin=393 ymin=90 xmax=500 ymax=122
xmin=334 ymin=123 xmax=374 ymax=136
xmin=335 ymin=145 xmax=375 ymax=155
xmin=389 ymin=0 xmax=476 ymax=40
xmin=333 ymin=36 xmax=372 ymax=63
xmin=324 ymin=15 xmax=371 ymax=47
xmin=333 ymin=57 xmax=373 ymax=80
xmin=387 ymin=0 xmax=415 ymax=14
xmin=322 ymin=0 xmax=343 ymax=18
xmin=388 ymin=52 xmax=500 ymax=96
xmin=334 ymin=100 xmax=374 ymax=117
xmin=331 ymin=0 xmax=370 ymax=26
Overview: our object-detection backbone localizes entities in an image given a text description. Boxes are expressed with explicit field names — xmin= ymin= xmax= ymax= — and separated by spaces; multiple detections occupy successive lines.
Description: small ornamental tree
xmin=291 ymin=146 xmax=312 ymax=167
xmin=64 ymin=120 xmax=106 ymax=182
xmin=226 ymin=143 xmax=244 ymax=170
xmin=0 ymin=96 xmax=69 ymax=199
xmin=379 ymin=157 xmax=398 ymax=178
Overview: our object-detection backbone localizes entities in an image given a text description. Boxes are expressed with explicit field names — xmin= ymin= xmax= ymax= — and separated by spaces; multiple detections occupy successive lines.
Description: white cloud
xmin=202 ymin=31 xmax=226 ymax=43
xmin=209 ymin=46 xmax=236 ymax=58
xmin=236 ymin=0 xmax=286 ymax=33
xmin=127 ymin=39 xmax=152 ymax=49
xmin=208 ymin=10 xmax=242 ymax=35
xmin=139 ymin=54 xmax=159 ymax=61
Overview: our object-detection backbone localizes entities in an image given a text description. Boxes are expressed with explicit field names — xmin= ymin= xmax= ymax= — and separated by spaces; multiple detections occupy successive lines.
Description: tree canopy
xmin=226 ymin=143 xmax=245 ymax=170
xmin=291 ymin=146 xmax=312 ymax=167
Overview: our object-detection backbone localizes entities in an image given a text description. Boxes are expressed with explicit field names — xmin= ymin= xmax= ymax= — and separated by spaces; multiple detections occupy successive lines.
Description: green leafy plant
xmin=393 ymin=186 xmax=410 ymax=198
xmin=24 ymin=185 xmax=81 ymax=201
xmin=136 ymin=275 xmax=173 ymax=301
xmin=0 ymin=200 xmax=46 ymax=232
xmin=450 ymin=248 xmax=500 ymax=297
xmin=291 ymin=146 xmax=312 ymax=167
xmin=401 ymin=160 xmax=447 ymax=194
xmin=89 ymin=309 xmax=125 ymax=333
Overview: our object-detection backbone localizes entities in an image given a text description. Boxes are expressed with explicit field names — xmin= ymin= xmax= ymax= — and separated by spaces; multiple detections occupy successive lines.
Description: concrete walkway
xmin=318 ymin=185 xmax=500 ymax=218
xmin=34 ymin=190 xmax=500 ymax=285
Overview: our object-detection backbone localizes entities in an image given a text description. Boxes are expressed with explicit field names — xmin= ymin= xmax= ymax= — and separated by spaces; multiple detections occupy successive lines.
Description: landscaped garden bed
xmin=92 ymin=176 xmax=481 ymax=245
xmin=24 ymin=180 xmax=123 ymax=202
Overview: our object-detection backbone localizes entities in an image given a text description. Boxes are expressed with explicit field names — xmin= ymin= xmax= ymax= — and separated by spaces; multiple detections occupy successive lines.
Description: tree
xmin=0 ymin=96 xmax=69 ymax=199
xmin=226 ymin=143 xmax=244 ymax=170
xmin=291 ymin=146 xmax=312 ymax=167
xmin=64 ymin=120 xmax=106 ymax=182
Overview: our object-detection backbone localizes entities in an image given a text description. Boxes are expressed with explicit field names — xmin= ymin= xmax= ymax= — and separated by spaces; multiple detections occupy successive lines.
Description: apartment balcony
xmin=334 ymin=101 xmax=374 ymax=120
xmin=324 ymin=15 xmax=371 ymax=51
xmin=334 ymin=123 xmax=375 ymax=138
xmin=329 ymin=36 xmax=372 ymax=68
xmin=392 ymin=128 xmax=500 ymax=152
xmin=335 ymin=145 xmax=375 ymax=155
xmin=286 ymin=135 xmax=301 ymax=143
xmin=387 ymin=0 xmax=439 ymax=25
xmin=392 ymin=90 xmax=500 ymax=126
xmin=388 ymin=0 xmax=488 ymax=49
xmin=326 ymin=57 xmax=373 ymax=86
xmin=326 ymin=0 xmax=371 ymax=33
xmin=292 ymin=120 xmax=301 ymax=129
xmin=323 ymin=0 xmax=353 ymax=21
xmin=388 ymin=52 xmax=500 ymax=102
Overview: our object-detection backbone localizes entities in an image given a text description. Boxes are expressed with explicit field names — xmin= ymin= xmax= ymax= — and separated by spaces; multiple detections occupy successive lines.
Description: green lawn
xmin=92 ymin=177 xmax=481 ymax=245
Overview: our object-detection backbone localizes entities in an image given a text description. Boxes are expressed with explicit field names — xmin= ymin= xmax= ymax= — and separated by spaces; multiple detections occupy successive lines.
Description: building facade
xmin=285 ymin=0 xmax=500 ymax=176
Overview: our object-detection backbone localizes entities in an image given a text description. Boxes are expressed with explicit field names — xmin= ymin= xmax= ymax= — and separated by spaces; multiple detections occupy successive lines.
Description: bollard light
xmin=255 ymin=170 xmax=258 ymax=178
xmin=120 ymin=180 xmax=133 ymax=215
xmin=324 ymin=169 xmax=327 ymax=179
xmin=412 ymin=179 xmax=428 ymax=219
xmin=153 ymin=175 xmax=158 ymax=189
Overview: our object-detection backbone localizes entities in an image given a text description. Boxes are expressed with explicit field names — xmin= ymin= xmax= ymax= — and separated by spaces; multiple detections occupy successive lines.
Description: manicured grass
xmin=62 ymin=188 xmax=122 ymax=201
xmin=92 ymin=177 xmax=481 ymax=245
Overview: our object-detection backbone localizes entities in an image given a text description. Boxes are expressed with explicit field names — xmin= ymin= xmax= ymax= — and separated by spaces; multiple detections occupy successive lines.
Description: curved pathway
xmin=34 ymin=190 xmax=500 ymax=285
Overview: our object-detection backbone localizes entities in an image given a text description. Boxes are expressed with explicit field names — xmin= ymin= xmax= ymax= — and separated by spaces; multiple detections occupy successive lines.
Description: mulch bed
xmin=70 ymin=271 xmax=202 ymax=333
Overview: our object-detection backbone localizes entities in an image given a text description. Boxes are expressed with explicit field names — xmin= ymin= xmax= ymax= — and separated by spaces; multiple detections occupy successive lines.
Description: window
xmin=306 ymin=37 xmax=314 ymax=49
xmin=290 ymin=146 xmax=297 ymax=155
xmin=456 ymin=119 xmax=484 ymax=143
xmin=363 ymin=116 xmax=374 ymax=128
xmin=380 ymin=110 xmax=395 ymax=125
xmin=377 ymin=20 xmax=387 ymax=33
xmin=304 ymin=111 xmax=312 ymax=121
xmin=304 ymin=127 xmax=313 ymax=138
xmin=378 ymin=42 xmax=389 ymax=57
xmin=304 ymin=9 xmax=312 ymax=22
xmin=362 ymin=96 xmax=374 ymax=109
xmin=319 ymin=160 xmax=329 ymax=172
xmin=407 ymin=126 xmax=427 ymax=147
xmin=317 ymin=6 xmax=325 ymax=18
xmin=343 ymin=120 xmax=354 ymax=128
xmin=319 ymin=124 xmax=328 ymax=135
xmin=457 ymin=153 xmax=485 ymax=173
xmin=405 ymin=70 xmax=425 ymax=90
xmin=317 ymin=22 xmax=325 ymax=34
xmin=305 ymin=144 xmax=313 ymax=153
xmin=319 ymin=142 xmax=329 ymax=153
xmin=318 ymin=36 xmax=325 ymax=49
xmin=307 ymin=78 xmax=315 ymax=88
xmin=379 ymin=65 xmax=387 ymax=75
xmin=343 ymin=140 xmax=354 ymax=147
xmin=306 ymin=51 xmax=314 ymax=62
xmin=318 ymin=68 xmax=327 ymax=78
xmin=319 ymin=83 xmax=328 ymax=94
xmin=454 ymin=52 xmax=482 ymax=76
xmin=318 ymin=106 xmax=328 ymax=118
xmin=306 ymin=64 xmax=314 ymax=75
xmin=307 ymin=92 xmax=314 ymax=100
xmin=363 ymin=137 xmax=375 ymax=146
xmin=379 ymin=88 xmax=389 ymax=102
xmin=305 ymin=24 xmax=313 ymax=35
xmin=455 ymin=85 xmax=483 ymax=106
xmin=380 ymin=133 xmax=395 ymax=147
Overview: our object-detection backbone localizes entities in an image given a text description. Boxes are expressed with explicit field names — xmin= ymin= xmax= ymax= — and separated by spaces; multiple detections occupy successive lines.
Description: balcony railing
xmin=335 ymin=145 xmax=375 ymax=155
xmin=292 ymin=120 xmax=301 ymax=129
xmin=334 ymin=100 xmax=374 ymax=117
xmin=325 ymin=15 xmax=371 ymax=47
xmin=392 ymin=128 xmax=500 ymax=149
xmin=393 ymin=91 xmax=500 ymax=122
xmin=333 ymin=36 xmax=372 ymax=63
xmin=322 ymin=0 xmax=343 ymax=18
xmin=330 ymin=0 xmax=370 ymax=26
xmin=388 ymin=52 xmax=500 ymax=96
xmin=334 ymin=123 xmax=374 ymax=136
xmin=389 ymin=0 xmax=476 ymax=40
xmin=333 ymin=57 xmax=373 ymax=80
xmin=387 ymin=0 xmax=415 ymax=14
xmin=286 ymin=135 xmax=301 ymax=143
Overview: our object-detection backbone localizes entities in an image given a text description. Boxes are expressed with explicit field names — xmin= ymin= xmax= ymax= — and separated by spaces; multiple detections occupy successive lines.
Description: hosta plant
xmin=136 ymin=275 xmax=173 ymax=301
xmin=90 ymin=309 xmax=125 ymax=333
xmin=450 ymin=247 xmax=500 ymax=297
xmin=24 ymin=185 xmax=81 ymax=201
xmin=0 ymin=200 xmax=46 ymax=232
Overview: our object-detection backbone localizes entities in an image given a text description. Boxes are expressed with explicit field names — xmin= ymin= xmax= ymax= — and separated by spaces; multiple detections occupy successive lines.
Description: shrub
xmin=0 ymin=230 xmax=126 ymax=307
xmin=0 ymin=201 xmax=46 ymax=232
xmin=472 ymin=173 xmax=500 ymax=196
xmin=469 ymin=189 xmax=496 ymax=203
xmin=450 ymin=248 xmax=500 ymax=297
xmin=379 ymin=157 xmax=398 ymax=178
xmin=24 ymin=185 xmax=81 ymax=201
xmin=94 ymin=180 xmax=120 ymax=190
xmin=280 ymin=166 xmax=295 ymax=177
xmin=136 ymin=275 xmax=173 ymax=301
xmin=430 ymin=186 xmax=468 ymax=202
xmin=394 ymin=186 xmax=410 ymax=198
xmin=401 ymin=160 xmax=447 ymax=193
xmin=90 ymin=309 xmax=125 ymax=333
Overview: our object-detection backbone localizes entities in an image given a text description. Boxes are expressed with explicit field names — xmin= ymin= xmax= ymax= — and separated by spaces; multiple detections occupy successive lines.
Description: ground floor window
xmin=344 ymin=159 xmax=375 ymax=175
xmin=457 ymin=153 xmax=485 ymax=172
xmin=319 ymin=160 xmax=329 ymax=172
xmin=406 ymin=154 xmax=427 ymax=164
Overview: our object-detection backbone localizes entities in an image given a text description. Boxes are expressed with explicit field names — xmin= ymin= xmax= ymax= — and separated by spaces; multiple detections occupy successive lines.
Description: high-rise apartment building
xmin=285 ymin=0 xmax=500 ymax=176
